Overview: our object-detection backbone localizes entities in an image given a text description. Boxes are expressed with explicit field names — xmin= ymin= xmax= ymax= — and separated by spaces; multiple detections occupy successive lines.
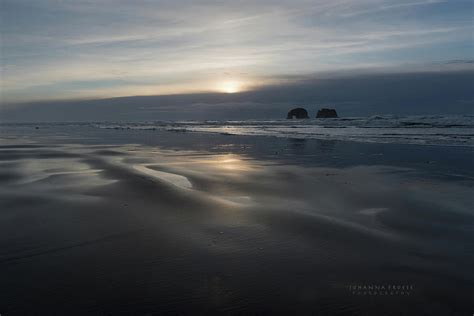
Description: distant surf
xmin=89 ymin=115 xmax=474 ymax=146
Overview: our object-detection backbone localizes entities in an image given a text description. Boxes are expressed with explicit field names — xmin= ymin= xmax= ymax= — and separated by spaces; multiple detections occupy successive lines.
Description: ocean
xmin=87 ymin=115 xmax=474 ymax=146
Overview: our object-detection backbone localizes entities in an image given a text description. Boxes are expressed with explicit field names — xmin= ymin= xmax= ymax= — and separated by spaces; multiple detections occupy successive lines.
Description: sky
xmin=0 ymin=0 xmax=473 ymax=120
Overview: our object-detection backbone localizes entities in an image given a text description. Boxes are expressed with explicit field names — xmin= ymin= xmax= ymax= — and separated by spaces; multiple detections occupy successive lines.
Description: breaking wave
xmin=90 ymin=115 xmax=474 ymax=146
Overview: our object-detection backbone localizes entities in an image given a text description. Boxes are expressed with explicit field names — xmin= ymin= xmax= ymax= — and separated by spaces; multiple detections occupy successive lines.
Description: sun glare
xmin=219 ymin=81 xmax=241 ymax=93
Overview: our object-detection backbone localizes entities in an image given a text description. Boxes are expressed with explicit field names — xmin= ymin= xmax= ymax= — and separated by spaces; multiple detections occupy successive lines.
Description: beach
xmin=0 ymin=123 xmax=473 ymax=315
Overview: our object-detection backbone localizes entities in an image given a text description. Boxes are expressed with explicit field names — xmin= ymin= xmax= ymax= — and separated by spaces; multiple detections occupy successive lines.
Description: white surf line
xmin=133 ymin=165 xmax=193 ymax=190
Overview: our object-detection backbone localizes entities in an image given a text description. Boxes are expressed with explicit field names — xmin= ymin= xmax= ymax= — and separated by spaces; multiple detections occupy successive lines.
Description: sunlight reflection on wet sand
xmin=0 ymin=141 xmax=473 ymax=315
xmin=133 ymin=165 xmax=193 ymax=190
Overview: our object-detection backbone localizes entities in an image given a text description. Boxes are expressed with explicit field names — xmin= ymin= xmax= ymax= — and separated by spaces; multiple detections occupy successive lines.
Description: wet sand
xmin=0 ymin=127 xmax=473 ymax=315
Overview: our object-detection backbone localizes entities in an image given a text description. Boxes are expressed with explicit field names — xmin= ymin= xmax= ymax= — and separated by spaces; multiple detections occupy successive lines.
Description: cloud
xmin=1 ymin=0 xmax=473 ymax=103
xmin=337 ymin=0 xmax=447 ymax=18
xmin=2 ymin=68 xmax=473 ymax=122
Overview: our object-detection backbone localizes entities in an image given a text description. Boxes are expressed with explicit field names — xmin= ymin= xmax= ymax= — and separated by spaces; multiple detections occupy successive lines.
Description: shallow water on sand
xmin=0 ymin=126 xmax=473 ymax=315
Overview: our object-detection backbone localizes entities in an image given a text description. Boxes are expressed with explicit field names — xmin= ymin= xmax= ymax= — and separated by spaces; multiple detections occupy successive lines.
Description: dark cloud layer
xmin=2 ymin=70 xmax=473 ymax=122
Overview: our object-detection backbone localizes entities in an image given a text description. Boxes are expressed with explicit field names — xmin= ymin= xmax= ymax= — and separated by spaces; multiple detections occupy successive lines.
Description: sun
xmin=218 ymin=81 xmax=241 ymax=93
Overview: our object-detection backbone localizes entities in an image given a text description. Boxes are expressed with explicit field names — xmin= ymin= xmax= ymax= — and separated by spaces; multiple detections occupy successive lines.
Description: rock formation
xmin=287 ymin=108 xmax=309 ymax=119
xmin=316 ymin=108 xmax=338 ymax=118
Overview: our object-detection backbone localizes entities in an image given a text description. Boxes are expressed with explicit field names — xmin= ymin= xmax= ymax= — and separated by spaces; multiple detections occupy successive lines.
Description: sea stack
xmin=287 ymin=108 xmax=309 ymax=119
xmin=316 ymin=108 xmax=338 ymax=118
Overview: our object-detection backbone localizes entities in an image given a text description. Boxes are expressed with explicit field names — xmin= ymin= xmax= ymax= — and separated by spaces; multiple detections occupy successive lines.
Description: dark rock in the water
xmin=316 ymin=108 xmax=338 ymax=118
xmin=287 ymin=108 xmax=309 ymax=119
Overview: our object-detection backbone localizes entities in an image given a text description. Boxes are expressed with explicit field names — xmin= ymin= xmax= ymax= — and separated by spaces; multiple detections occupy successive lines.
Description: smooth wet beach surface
xmin=0 ymin=125 xmax=473 ymax=315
